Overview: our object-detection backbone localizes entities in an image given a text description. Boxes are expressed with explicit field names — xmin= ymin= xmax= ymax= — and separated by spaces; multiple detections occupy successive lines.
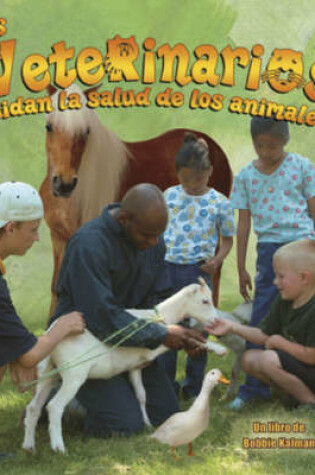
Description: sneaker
xmin=227 ymin=396 xmax=248 ymax=411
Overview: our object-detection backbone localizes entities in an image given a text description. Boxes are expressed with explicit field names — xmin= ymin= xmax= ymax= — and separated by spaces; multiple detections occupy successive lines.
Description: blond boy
xmin=207 ymin=239 xmax=315 ymax=407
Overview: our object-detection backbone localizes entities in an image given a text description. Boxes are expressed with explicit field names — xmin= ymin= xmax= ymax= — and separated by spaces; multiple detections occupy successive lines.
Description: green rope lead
xmin=21 ymin=312 xmax=164 ymax=389
xmin=49 ymin=318 xmax=144 ymax=371
xmin=24 ymin=319 xmax=141 ymax=383
xmin=62 ymin=317 xmax=160 ymax=370
xmin=58 ymin=311 xmax=164 ymax=372
xmin=52 ymin=317 xmax=159 ymax=374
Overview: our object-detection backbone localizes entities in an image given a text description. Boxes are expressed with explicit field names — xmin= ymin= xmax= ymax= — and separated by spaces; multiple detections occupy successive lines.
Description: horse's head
xmin=46 ymin=85 xmax=97 ymax=198
xmin=182 ymin=277 xmax=218 ymax=325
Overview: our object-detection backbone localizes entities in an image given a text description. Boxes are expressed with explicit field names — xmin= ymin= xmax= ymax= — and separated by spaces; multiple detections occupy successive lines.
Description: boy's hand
xmin=9 ymin=361 xmax=37 ymax=392
xmin=204 ymin=318 xmax=233 ymax=336
xmin=56 ymin=311 xmax=86 ymax=337
xmin=239 ymin=269 xmax=252 ymax=302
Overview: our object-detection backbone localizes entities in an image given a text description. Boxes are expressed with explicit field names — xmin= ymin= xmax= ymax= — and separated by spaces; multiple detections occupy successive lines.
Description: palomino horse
xmin=40 ymin=85 xmax=232 ymax=314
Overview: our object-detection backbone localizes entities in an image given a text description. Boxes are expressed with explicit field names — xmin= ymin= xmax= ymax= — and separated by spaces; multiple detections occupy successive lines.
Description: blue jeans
xmin=238 ymin=242 xmax=286 ymax=401
xmin=158 ymin=261 xmax=211 ymax=397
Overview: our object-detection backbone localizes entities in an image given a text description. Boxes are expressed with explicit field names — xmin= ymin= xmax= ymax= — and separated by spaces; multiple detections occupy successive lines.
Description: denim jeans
xmin=238 ymin=241 xmax=286 ymax=401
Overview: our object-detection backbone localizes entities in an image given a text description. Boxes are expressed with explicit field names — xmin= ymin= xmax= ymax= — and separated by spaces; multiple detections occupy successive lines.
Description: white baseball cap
xmin=0 ymin=181 xmax=44 ymax=227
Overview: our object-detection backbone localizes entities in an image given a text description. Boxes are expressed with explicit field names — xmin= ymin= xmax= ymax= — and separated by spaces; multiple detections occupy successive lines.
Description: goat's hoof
xmin=51 ymin=444 xmax=67 ymax=454
xmin=22 ymin=443 xmax=35 ymax=454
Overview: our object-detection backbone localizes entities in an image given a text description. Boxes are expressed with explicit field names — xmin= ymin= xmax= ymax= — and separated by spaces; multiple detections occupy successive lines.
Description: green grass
xmin=1 ymin=346 xmax=315 ymax=474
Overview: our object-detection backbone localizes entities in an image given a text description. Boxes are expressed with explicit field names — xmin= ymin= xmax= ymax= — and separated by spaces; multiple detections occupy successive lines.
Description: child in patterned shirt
xmin=229 ymin=116 xmax=315 ymax=410
xmin=159 ymin=132 xmax=236 ymax=399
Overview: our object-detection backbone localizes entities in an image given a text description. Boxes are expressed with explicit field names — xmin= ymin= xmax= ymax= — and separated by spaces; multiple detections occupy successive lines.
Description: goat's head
xmin=182 ymin=276 xmax=218 ymax=325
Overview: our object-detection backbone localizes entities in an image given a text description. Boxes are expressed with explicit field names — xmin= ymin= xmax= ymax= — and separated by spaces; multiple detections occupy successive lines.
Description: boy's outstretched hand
xmin=205 ymin=318 xmax=233 ymax=337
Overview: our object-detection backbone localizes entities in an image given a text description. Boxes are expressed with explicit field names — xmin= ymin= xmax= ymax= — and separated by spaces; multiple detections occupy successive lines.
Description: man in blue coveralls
xmin=50 ymin=183 xmax=206 ymax=438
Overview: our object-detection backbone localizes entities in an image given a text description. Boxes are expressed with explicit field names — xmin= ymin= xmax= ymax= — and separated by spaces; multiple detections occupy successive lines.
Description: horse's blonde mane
xmin=48 ymin=85 xmax=128 ymax=223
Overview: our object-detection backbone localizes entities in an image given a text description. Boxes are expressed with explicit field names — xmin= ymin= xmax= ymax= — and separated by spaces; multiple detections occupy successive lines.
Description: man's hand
xmin=55 ymin=311 xmax=86 ymax=337
xmin=9 ymin=360 xmax=37 ymax=393
xmin=185 ymin=346 xmax=207 ymax=358
xmin=164 ymin=325 xmax=206 ymax=350
xmin=204 ymin=318 xmax=233 ymax=337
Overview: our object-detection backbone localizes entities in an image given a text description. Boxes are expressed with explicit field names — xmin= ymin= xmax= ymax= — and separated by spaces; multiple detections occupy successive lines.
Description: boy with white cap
xmin=0 ymin=181 xmax=85 ymax=393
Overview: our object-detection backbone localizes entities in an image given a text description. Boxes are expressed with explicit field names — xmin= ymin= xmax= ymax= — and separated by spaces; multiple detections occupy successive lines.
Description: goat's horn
xmin=198 ymin=276 xmax=206 ymax=286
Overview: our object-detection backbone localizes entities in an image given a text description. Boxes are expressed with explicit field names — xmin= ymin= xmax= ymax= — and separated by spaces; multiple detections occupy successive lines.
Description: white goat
xmin=23 ymin=278 xmax=227 ymax=454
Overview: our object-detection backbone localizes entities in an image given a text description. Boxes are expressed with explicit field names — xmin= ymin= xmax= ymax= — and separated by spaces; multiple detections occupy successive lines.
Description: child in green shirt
xmin=207 ymin=239 xmax=315 ymax=408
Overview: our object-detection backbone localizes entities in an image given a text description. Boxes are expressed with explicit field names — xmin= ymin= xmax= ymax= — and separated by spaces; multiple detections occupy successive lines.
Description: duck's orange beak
xmin=218 ymin=375 xmax=230 ymax=385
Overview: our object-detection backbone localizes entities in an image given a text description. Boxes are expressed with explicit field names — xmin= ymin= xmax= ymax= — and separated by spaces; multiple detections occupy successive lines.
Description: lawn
xmin=1 ymin=337 xmax=315 ymax=474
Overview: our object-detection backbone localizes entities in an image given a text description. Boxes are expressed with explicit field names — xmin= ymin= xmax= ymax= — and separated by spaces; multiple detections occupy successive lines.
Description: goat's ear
xmin=198 ymin=276 xmax=206 ymax=287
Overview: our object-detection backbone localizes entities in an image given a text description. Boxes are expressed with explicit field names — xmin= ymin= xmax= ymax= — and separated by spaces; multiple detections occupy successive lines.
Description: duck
xmin=150 ymin=368 xmax=229 ymax=460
